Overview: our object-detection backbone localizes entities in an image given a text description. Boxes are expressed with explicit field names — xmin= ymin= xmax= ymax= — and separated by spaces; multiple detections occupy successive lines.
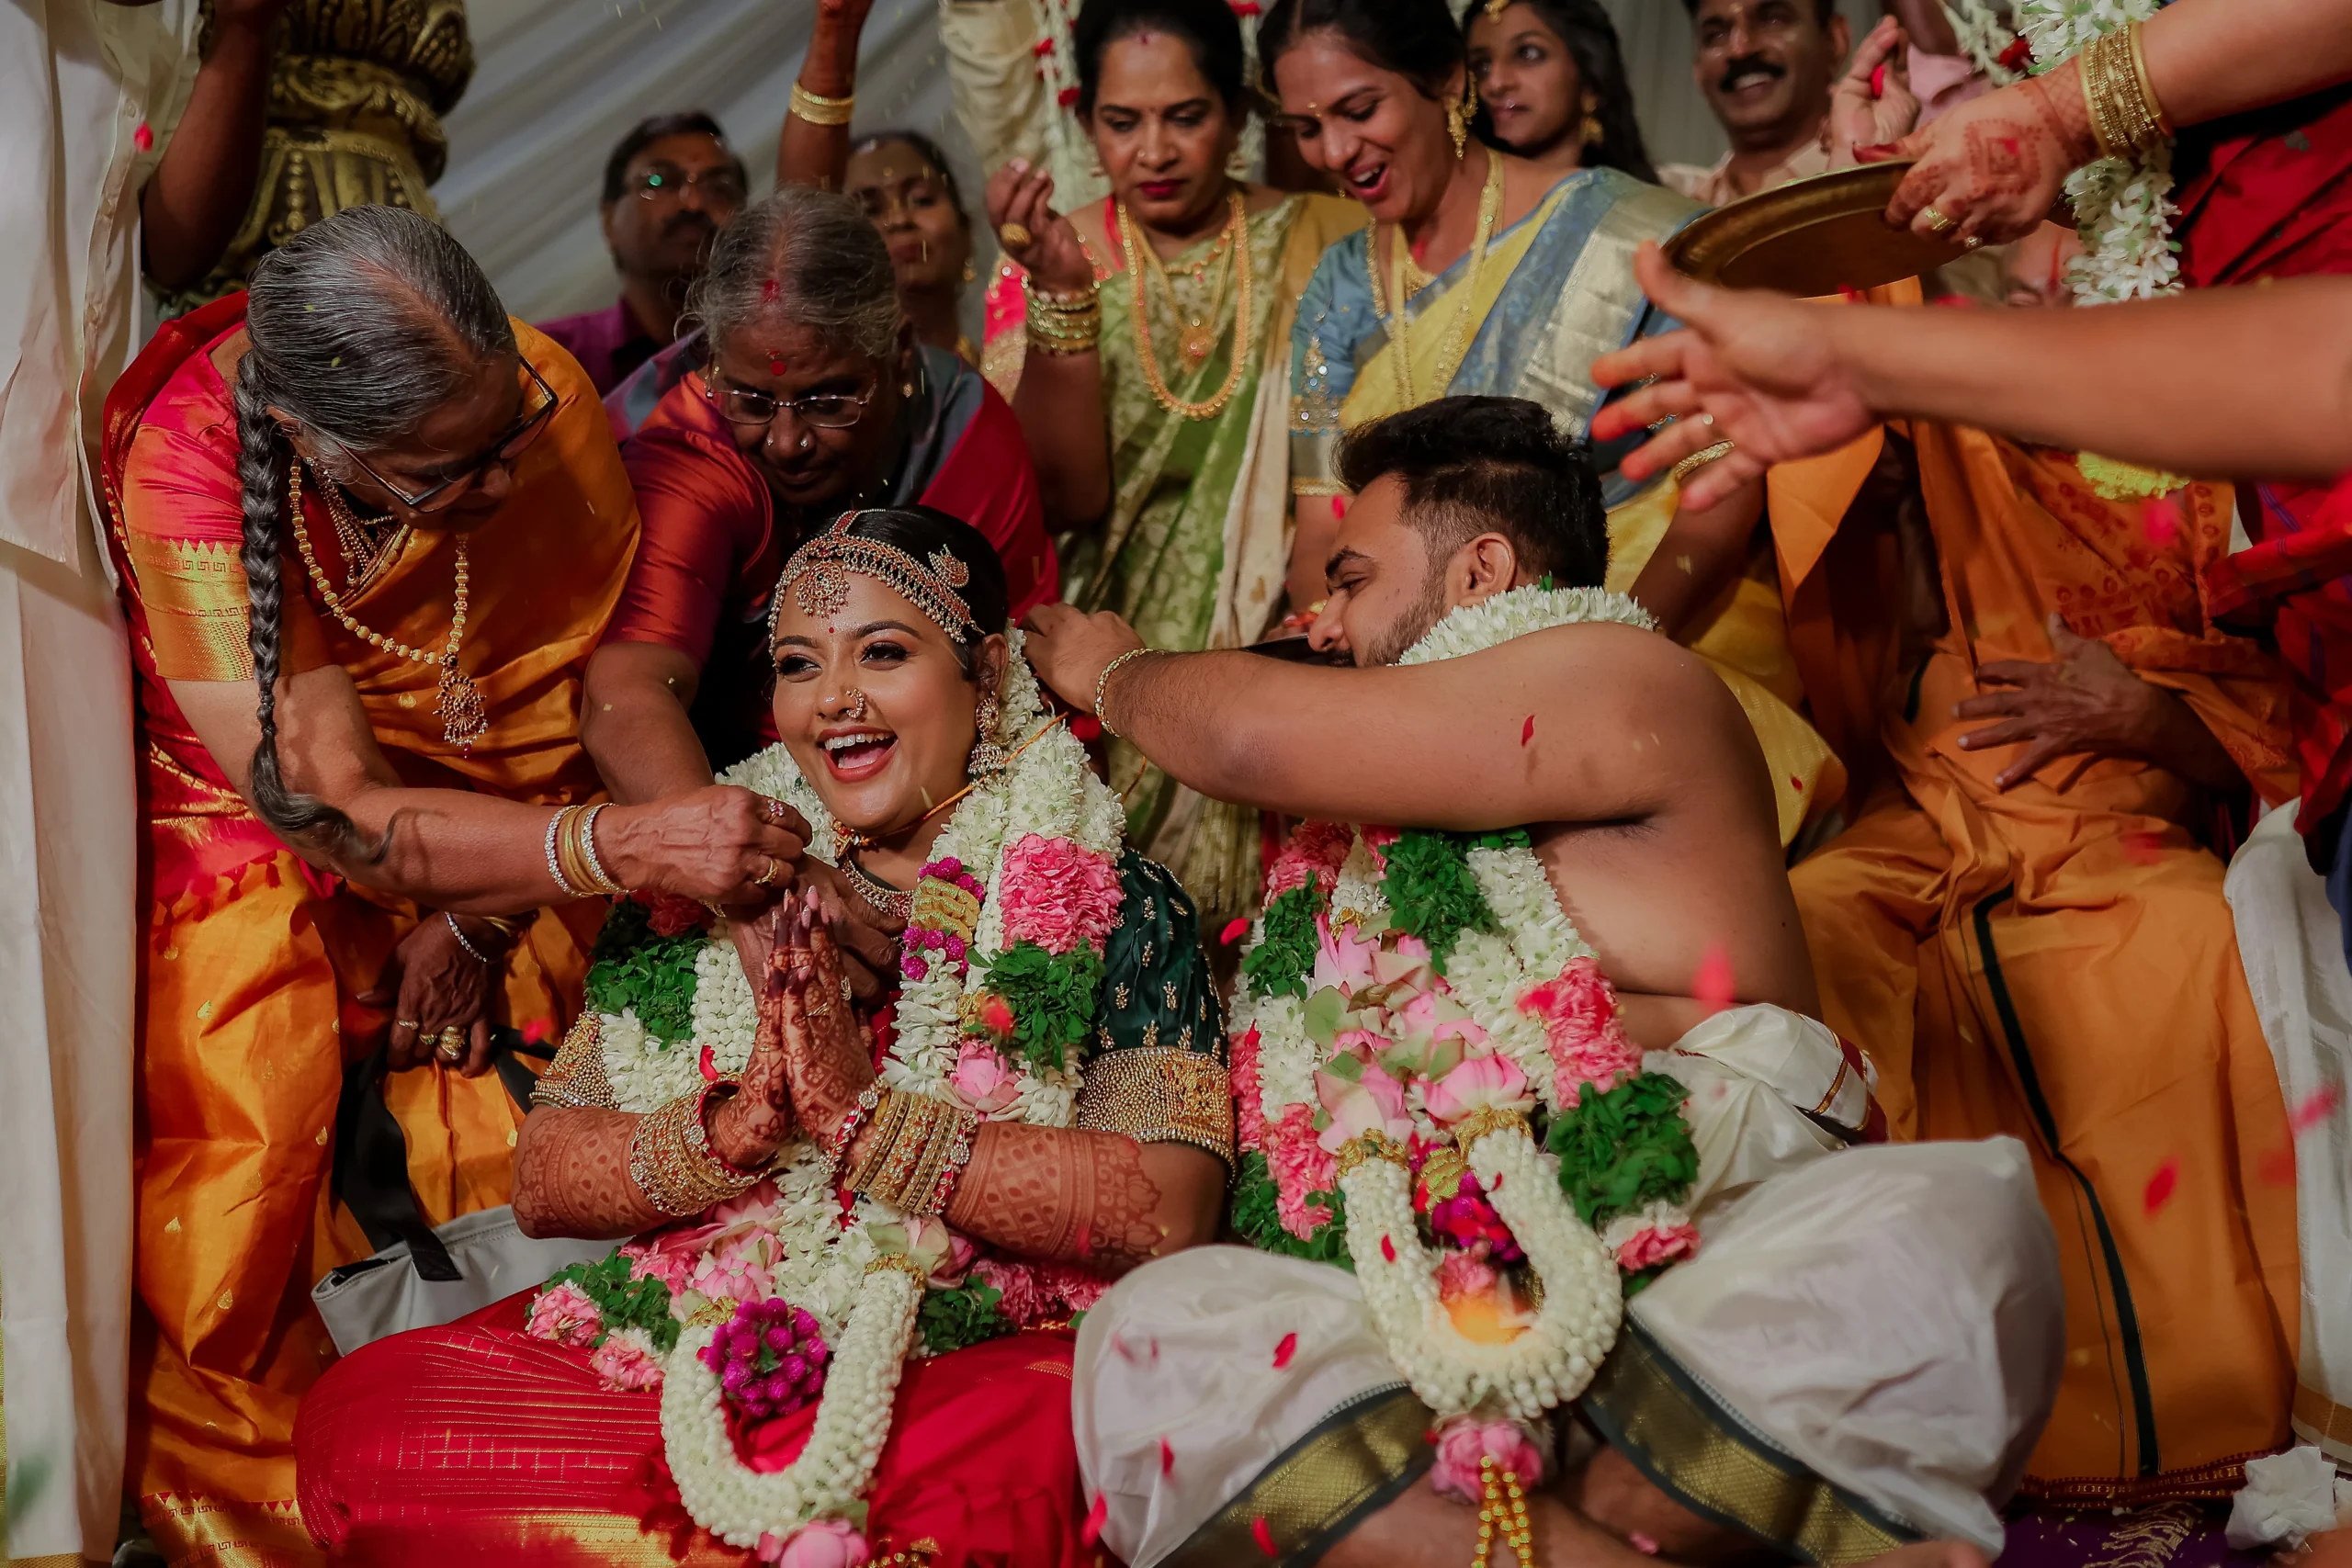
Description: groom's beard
xmin=1357 ymin=570 xmax=1453 ymax=668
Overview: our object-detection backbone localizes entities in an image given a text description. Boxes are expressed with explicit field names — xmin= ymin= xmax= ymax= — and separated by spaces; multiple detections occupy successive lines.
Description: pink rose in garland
xmin=590 ymin=1327 xmax=665 ymax=1393
xmin=1230 ymin=1024 xmax=1264 ymax=1153
xmin=759 ymin=1518 xmax=868 ymax=1566
xmin=1616 ymin=1222 xmax=1700 ymax=1271
xmin=1430 ymin=1418 xmax=1550 ymax=1502
xmin=998 ymin=834 xmax=1122 ymax=955
xmin=1265 ymin=819 xmax=1354 ymax=898
xmin=946 ymin=1040 xmax=1022 ymax=1113
xmin=1521 ymin=957 xmax=1642 ymax=1107
xmin=1264 ymin=1104 xmax=1338 ymax=1239
xmin=524 ymin=1280 xmax=602 ymax=1348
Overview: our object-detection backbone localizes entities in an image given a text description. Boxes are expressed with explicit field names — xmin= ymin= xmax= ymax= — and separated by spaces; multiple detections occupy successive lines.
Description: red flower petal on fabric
xmin=2142 ymin=1156 xmax=2179 ymax=1216
xmin=1159 ymin=1437 xmax=1176 ymax=1476
xmin=2120 ymin=830 xmax=2165 ymax=867
xmin=133 ymin=120 xmax=153 ymax=152
xmin=521 ymin=1017 xmax=554 ymax=1045
xmin=2143 ymin=496 xmax=2181 ymax=547
xmin=1074 ymin=1221 xmax=1093 ymax=1259
xmin=1253 ymin=1517 xmax=1278 ymax=1556
xmin=1272 ymin=1331 xmax=1297 ymax=1369
xmin=699 ymin=1044 xmax=719 ymax=1083
xmin=1380 ymin=1235 xmax=1397 ymax=1263
xmin=1791 ymin=774 xmax=1805 ymax=794
xmin=1033 ymin=36 xmax=1054 ymax=54
xmin=1694 ymin=944 xmax=1736 ymax=1014
xmin=1222 ymin=917 xmax=1250 ymax=946
xmin=1081 ymin=1495 xmax=1109 ymax=1546
xmin=2290 ymin=1083 xmax=2343 ymax=1135
xmin=1057 ymin=85 xmax=1080 ymax=107
xmin=1069 ymin=715 xmax=1102 ymax=742
xmin=1521 ymin=715 xmax=1535 ymax=747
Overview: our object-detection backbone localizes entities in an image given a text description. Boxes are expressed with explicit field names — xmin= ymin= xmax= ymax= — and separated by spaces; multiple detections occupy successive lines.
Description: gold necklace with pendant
xmin=1118 ymin=189 xmax=1253 ymax=421
xmin=287 ymin=458 xmax=488 ymax=750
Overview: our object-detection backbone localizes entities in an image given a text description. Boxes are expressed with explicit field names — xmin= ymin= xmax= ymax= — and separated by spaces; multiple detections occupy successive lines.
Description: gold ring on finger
xmin=998 ymin=221 xmax=1033 ymax=250
xmin=1920 ymin=206 xmax=1957 ymax=233
xmin=1962 ymin=234 xmax=1984 ymax=251
xmin=436 ymin=1028 xmax=465 ymax=1060
xmin=753 ymin=854 xmax=782 ymax=887
xmin=396 ymin=1018 xmax=421 ymax=1032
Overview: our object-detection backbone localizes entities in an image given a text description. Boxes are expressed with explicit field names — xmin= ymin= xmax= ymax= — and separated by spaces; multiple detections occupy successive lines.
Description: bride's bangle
xmin=630 ymin=1082 xmax=763 ymax=1216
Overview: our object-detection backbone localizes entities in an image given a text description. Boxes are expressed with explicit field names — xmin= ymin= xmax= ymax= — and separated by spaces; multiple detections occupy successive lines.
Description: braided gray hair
xmin=684 ymin=186 xmax=903 ymax=365
xmin=232 ymin=204 xmax=515 ymax=859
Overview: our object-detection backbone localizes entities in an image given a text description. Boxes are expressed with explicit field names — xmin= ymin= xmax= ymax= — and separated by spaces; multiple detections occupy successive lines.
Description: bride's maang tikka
xmin=770 ymin=510 xmax=978 ymax=644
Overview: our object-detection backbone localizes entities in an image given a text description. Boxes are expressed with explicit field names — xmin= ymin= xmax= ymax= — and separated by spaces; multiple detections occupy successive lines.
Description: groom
xmin=1023 ymin=397 xmax=2062 ymax=1568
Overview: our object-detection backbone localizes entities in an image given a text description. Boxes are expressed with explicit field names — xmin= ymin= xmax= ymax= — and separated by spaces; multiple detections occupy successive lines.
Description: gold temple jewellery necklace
xmin=288 ymin=459 xmax=489 ymax=750
xmin=1118 ymin=189 xmax=1251 ymax=422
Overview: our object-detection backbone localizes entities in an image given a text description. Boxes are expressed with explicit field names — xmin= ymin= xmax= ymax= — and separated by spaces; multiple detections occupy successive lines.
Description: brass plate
xmin=1662 ymin=162 xmax=1970 ymax=296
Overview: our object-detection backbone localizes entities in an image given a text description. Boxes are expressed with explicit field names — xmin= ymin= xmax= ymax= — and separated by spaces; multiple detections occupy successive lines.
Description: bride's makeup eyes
xmin=775 ymin=651 xmax=819 ymax=678
xmin=859 ymin=640 xmax=910 ymax=667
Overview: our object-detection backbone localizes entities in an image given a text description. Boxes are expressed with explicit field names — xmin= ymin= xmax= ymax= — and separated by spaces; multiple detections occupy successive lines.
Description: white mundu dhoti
xmin=1074 ymin=1008 xmax=2065 ymax=1567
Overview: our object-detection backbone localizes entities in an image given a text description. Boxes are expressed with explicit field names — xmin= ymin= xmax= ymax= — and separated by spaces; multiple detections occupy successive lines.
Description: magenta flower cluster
xmin=1419 ymin=1168 xmax=1525 ymax=1264
xmin=899 ymin=857 xmax=986 ymax=983
xmin=699 ymin=1297 xmax=831 ymax=1422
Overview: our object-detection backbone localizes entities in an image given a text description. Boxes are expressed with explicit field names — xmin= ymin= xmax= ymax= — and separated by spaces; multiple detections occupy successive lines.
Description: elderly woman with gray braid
xmin=96 ymin=204 xmax=813 ymax=1551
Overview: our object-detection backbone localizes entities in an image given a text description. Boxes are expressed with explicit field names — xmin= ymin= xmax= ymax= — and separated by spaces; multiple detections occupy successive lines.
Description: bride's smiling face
xmin=769 ymin=573 xmax=1008 ymax=841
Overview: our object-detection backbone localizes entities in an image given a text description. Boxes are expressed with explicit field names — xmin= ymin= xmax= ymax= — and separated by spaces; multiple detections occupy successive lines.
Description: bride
xmin=293 ymin=506 xmax=1234 ymax=1566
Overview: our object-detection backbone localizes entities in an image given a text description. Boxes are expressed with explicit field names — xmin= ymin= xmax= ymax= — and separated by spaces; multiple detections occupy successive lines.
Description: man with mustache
xmin=1658 ymin=0 xmax=1852 ymax=205
xmin=537 ymin=111 xmax=748 ymax=394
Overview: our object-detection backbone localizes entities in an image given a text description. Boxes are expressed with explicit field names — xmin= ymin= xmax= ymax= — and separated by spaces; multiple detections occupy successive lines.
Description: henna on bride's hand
xmin=943 ymin=1124 xmax=1166 ymax=1273
xmin=514 ymin=1109 xmax=665 ymax=1240
xmin=773 ymin=895 xmax=876 ymax=1132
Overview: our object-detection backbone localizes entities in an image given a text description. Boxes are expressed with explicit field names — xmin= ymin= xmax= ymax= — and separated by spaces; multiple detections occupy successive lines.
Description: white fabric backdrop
xmin=441 ymin=0 xmax=1884 ymax=324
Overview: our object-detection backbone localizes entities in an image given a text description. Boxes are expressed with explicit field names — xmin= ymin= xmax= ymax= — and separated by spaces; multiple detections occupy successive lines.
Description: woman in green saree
xmin=978 ymin=0 xmax=1363 ymax=925
xmin=1266 ymin=0 xmax=1841 ymax=845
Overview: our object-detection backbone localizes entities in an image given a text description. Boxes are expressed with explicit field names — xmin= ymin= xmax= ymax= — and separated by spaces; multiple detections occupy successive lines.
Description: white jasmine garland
xmin=575 ymin=629 xmax=1130 ymax=1551
xmin=1236 ymin=586 xmax=1692 ymax=1431
xmin=2013 ymin=0 xmax=2177 ymax=305
xmin=1940 ymin=0 xmax=2025 ymax=86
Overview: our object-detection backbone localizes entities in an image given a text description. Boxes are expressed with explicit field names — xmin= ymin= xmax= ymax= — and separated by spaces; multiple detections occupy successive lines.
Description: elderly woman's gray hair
xmin=685 ymin=186 xmax=904 ymax=363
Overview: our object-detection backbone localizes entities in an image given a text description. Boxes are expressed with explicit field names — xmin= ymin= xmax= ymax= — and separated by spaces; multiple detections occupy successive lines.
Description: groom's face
xmin=1307 ymin=476 xmax=1457 ymax=668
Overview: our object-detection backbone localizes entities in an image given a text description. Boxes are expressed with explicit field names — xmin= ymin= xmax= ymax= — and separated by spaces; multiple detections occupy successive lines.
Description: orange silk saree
xmin=1770 ymin=419 xmax=2301 ymax=1504
xmin=99 ymin=294 xmax=640 ymax=1566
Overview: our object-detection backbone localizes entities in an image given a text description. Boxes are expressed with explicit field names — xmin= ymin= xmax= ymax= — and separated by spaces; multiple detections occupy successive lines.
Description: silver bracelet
xmin=444 ymin=910 xmax=495 ymax=964
xmin=1094 ymin=648 xmax=1158 ymax=740
xmin=578 ymin=801 xmax=624 ymax=895
xmin=544 ymin=807 xmax=588 ymax=898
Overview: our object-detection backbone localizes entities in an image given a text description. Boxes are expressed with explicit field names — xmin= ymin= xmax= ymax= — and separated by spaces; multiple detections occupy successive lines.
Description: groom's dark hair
xmin=1335 ymin=396 xmax=1609 ymax=589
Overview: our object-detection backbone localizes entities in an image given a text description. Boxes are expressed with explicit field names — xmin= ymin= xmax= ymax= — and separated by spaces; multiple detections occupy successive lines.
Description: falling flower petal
xmin=2260 ymin=1147 xmax=2297 ymax=1185
xmin=1074 ymin=1221 xmax=1092 ymax=1259
xmin=1380 ymin=1235 xmax=1397 ymax=1263
xmin=1081 ymin=1495 xmax=1109 ymax=1547
xmin=2143 ymin=1156 xmax=2179 ymax=1216
xmin=1159 ymin=1437 xmax=1175 ymax=1476
xmin=699 ymin=1044 xmax=719 ymax=1083
xmin=1222 ymin=917 xmax=1250 ymax=946
xmin=1253 ymin=1517 xmax=1278 ymax=1556
xmin=1631 ymin=1533 xmax=1662 ymax=1556
xmin=1521 ymin=716 xmax=1535 ymax=747
xmin=1272 ymin=1331 xmax=1297 ymax=1370
xmin=2120 ymin=830 xmax=2165 ymax=867
xmin=522 ymin=1017 xmax=554 ymax=1045
xmin=1694 ymin=944 xmax=1736 ymax=1014
xmin=2143 ymin=496 xmax=2181 ymax=547
xmin=2289 ymin=1083 xmax=2342 ymax=1135
xmin=133 ymin=120 xmax=153 ymax=152
xmin=1791 ymin=774 xmax=1805 ymax=794
xmin=1069 ymin=715 xmax=1102 ymax=742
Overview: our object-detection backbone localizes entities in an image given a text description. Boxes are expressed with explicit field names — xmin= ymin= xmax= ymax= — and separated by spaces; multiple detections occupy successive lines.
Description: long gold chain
xmin=287 ymin=459 xmax=489 ymax=750
xmin=1369 ymin=147 xmax=1505 ymax=410
xmin=1118 ymin=189 xmax=1252 ymax=422
xmin=316 ymin=469 xmax=408 ymax=589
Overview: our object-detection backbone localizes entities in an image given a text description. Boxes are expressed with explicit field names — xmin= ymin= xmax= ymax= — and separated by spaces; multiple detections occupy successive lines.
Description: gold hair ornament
xmin=770 ymin=509 xmax=977 ymax=645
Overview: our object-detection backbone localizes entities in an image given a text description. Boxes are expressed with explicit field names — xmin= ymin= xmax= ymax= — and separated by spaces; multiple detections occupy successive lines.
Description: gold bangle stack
xmin=630 ymin=1084 xmax=763 ymax=1217
xmin=846 ymin=1090 xmax=978 ymax=1216
xmin=2078 ymin=22 xmax=2172 ymax=161
xmin=546 ymin=802 xmax=625 ymax=898
xmin=1024 ymin=280 xmax=1102 ymax=356
xmin=790 ymin=83 xmax=855 ymax=127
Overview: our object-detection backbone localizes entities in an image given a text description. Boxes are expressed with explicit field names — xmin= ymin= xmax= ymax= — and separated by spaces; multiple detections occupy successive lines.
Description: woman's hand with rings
xmin=593 ymin=785 xmax=812 ymax=906
xmin=984 ymin=158 xmax=1094 ymax=296
xmin=729 ymin=860 xmax=901 ymax=1007
xmin=1878 ymin=62 xmax=2100 ymax=245
xmin=363 ymin=912 xmax=501 ymax=1077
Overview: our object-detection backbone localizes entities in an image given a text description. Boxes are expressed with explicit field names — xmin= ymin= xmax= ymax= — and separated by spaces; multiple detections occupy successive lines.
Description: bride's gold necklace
xmin=1368 ymin=146 xmax=1505 ymax=409
xmin=1117 ymin=189 xmax=1252 ymax=422
xmin=287 ymin=458 xmax=488 ymax=750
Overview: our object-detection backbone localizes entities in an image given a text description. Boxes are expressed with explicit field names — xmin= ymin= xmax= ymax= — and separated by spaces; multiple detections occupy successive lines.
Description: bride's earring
xmin=967 ymin=687 xmax=1011 ymax=777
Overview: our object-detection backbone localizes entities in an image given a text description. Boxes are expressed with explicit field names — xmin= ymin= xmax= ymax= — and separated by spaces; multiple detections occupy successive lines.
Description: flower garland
xmin=527 ymin=630 xmax=1131 ymax=1561
xmin=2013 ymin=0 xmax=2177 ymax=305
xmin=1227 ymin=586 xmax=1702 ymax=1493
xmin=1939 ymin=0 xmax=2029 ymax=87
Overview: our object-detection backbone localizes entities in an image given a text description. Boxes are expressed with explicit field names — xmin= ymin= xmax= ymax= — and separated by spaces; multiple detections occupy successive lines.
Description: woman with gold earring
xmin=1463 ymin=0 xmax=1660 ymax=186
xmin=1270 ymin=0 xmax=1844 ymax=851
xmin=843 ymin=130 xmax=986 ymax=367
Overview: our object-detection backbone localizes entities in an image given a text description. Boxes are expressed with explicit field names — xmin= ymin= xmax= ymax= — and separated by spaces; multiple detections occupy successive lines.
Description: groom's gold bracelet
xmin=1094 ymin=647 xmax=1159 ymax=741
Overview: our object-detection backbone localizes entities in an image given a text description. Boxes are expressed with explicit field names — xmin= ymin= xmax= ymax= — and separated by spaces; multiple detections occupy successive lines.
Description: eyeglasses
xmin=703 ymin=372 xmax=877 ymax=432
xmin=326 ymin=357 xmax=560 ymax=512
xmin=631 ymin=163 xmax=749 ymax=206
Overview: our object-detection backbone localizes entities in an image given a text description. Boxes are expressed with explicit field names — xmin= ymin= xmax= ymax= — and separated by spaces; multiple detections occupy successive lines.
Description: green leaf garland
xmin=1379 ymin=830 xmax=1496 ymax=974
xmin=1229 ymin=1152 xmax=1353 ymax=1268
xmin=548 ymin=1252 xmax=682 ymax=1354
xmin=1241 ymin=886 xmax=1324 ymax=999
xmin=916 ymin=1279 xmax=1016 ymax=1355
xmin=582 ymin=899 xmax=705 ymax=1045
xmin=1544 ymin=1072 xmax=1702 ymax=1231
xmin=979 ymin=941 xmax=1106 ymax=1073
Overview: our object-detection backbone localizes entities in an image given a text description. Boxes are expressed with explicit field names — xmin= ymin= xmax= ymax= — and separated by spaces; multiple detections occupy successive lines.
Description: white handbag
xmin=309 ymin=1032 xmax=613 ymax=1356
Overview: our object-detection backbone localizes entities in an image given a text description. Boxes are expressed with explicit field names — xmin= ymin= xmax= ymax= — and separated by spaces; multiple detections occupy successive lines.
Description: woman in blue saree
xmin=1265 ymin=0 xmax=1838 ymax=842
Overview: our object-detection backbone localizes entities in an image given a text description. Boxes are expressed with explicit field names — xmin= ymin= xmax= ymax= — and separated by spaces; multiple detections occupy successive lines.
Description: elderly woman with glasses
xmin=585 ymin=187 xmax=1057 ymax=811
xmin=100 ymin=205 xmax=812 ymax=1550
